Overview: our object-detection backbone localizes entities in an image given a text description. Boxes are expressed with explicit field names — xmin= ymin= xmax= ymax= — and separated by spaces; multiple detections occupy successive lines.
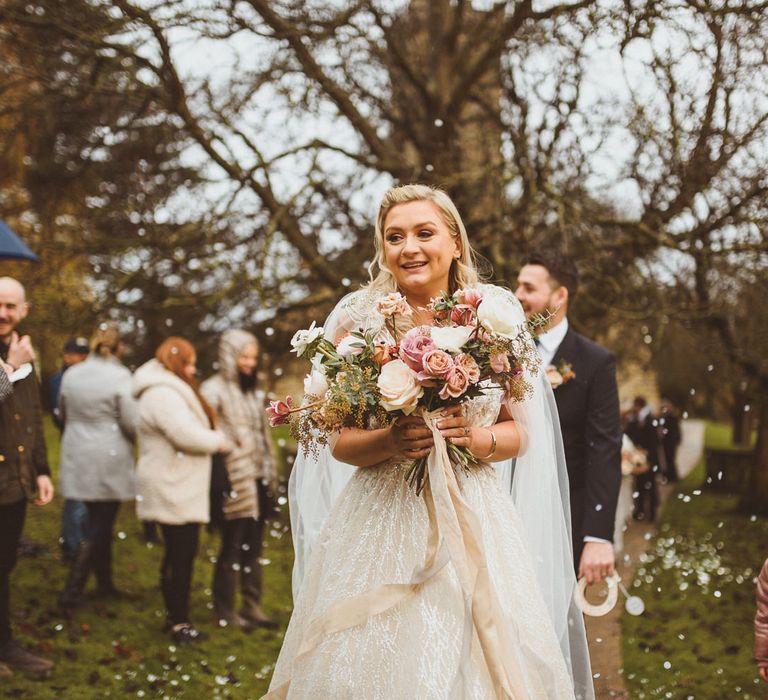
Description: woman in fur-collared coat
xmin=134 ymin=337 xmax=229 ymax=646
xmin=201 ymin=329 xmax=278 ymax=631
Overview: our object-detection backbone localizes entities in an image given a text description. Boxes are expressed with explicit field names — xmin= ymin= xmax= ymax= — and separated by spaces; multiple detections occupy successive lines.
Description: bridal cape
xmin=265 ymin=285 xmax=594 ymax=700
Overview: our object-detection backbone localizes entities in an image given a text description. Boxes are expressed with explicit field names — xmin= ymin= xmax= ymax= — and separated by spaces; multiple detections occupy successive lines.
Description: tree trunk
xmin=740 ymin=399 xmax=768 ymax=515
xmin=732 ymin=382 xmax=751 ymax=446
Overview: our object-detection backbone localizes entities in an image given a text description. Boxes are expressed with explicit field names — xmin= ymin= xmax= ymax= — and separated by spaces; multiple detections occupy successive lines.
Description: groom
xmin=515 ymin=251 xmax=622 ymax=584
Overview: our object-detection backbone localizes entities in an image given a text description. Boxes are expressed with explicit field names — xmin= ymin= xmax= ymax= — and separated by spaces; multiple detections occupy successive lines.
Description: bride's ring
xmin=463 ymin=427 xmax=470 ymax=437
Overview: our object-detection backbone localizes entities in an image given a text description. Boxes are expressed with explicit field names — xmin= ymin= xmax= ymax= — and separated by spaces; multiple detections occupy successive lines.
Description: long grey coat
xmin=59 ymin=355 xmax=137 ymax=501
xmin=201 ymin=329 xmax=276 ymax=520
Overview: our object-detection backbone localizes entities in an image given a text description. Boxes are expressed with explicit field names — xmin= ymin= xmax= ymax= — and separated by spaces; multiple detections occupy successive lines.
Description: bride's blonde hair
xmin=367 ymin=184 xmax=482 ymax=294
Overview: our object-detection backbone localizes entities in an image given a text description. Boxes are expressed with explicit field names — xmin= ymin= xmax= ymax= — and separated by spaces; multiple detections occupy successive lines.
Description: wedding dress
xmin=265 ymin=285 xmax=592 ymax=700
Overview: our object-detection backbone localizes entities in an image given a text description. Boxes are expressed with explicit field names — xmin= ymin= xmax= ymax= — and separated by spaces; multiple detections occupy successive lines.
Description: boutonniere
xmin=545 ymin=359 xmax=576 ymax=389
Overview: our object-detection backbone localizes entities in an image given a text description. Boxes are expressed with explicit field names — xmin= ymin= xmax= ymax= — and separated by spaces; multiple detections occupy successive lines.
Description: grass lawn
xmin=3 ymin=419 xmax=295 ymax=698
xmin=622 ymin=422 xmax=768 ymax=699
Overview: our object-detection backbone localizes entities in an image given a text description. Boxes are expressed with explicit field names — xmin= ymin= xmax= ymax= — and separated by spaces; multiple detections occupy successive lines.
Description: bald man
xmin=0 ymin=277 xmax=54 ymax=675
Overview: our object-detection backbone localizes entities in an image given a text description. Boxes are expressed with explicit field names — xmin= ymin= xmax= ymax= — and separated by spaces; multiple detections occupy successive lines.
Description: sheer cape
xmin=287 ymin=284 xmax=594 ymax=699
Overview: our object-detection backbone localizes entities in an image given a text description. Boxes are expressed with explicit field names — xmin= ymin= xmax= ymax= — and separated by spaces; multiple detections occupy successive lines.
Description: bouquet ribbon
xmin=264 ymin=410 xmax=530 ymax=700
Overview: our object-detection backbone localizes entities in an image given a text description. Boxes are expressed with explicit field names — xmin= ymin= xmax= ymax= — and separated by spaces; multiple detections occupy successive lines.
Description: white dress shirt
xmin=536 ymin=317 xmax=569 ymax=367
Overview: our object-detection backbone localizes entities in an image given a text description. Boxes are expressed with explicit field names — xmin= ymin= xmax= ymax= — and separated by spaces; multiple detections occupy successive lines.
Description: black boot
xmin=239 ymin=563 xmax=277 ymax=630
xmin=59 ymin=540 xmax=94 ymax=609
xmin=212 ymin=559 xmax=241 ymax=627
xmin=92 ymin=538 xmax=127 ymax=598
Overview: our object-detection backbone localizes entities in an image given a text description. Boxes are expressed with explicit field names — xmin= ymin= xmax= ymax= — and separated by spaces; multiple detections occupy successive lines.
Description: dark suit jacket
xmin=550 ymin=325 xmax=622 ymax=560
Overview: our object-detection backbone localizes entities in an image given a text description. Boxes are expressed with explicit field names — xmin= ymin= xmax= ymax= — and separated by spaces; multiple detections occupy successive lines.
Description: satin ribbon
xmin=263 ymin=410 xmax=530 ymax=700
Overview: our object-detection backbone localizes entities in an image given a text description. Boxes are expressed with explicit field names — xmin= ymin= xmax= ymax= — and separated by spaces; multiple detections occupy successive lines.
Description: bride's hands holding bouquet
xmin=390 ymin=415 xmax=434 ymax=459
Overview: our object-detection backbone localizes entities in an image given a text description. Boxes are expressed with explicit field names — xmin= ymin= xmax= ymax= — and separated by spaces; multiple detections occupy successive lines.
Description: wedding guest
xmin=658 ymin=398 xmax=681 ymax=483
xmin=625 ymin=396 xmax=660 ymax=522
xmin=50 ymin=337 xmax=90 ymax=563
xmin=613 ymin=433 xmax=648 ymax=554
xmin=201 ymin=330 xmax=278 ymax=630
xmin=756 ymin=557 xmax=768 ymax=684
xmin=133 ymin=337 xmax=230 ymax=646
xmin=516 ymin=252 xmax=622 ymax=583
xmin=0 ymin=277 xmax=54 ymax=676
xmin=49 ymin=337 xmax=89 ymax=430
xmin=58 ymin=325 xmax=137 ymax=608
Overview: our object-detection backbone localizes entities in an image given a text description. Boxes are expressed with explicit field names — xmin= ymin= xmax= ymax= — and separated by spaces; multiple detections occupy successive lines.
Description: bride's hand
xmin=437 ymin=405 xmax=490 ymax=457
xmin=390 ymin=416 xmax=433 ymax=459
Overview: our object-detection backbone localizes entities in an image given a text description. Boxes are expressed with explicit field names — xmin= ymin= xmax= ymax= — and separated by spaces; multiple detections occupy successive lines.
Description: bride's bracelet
xmin=477 ymin=428 xmax=497 ymax=461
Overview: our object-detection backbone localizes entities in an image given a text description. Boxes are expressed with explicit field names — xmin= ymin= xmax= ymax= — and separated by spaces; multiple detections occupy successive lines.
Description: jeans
xmin=60 ymin=499 xmax=89 ymax=559
xmin=160 ymin=523 xmax=200 ymax=625
xmin=0 ymin=499 xmax=26 ymax=647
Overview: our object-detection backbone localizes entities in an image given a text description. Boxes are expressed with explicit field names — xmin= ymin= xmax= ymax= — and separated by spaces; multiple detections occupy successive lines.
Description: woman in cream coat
xmin=133 ymin=337 xmax=229 ymax=646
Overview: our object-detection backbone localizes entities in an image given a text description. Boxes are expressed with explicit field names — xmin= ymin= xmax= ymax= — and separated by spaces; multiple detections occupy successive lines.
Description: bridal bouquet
xmin=268 ymin=289 xmax=545 ymax=493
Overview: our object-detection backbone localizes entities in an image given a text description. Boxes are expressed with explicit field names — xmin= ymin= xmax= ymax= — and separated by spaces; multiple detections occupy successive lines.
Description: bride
xmin=264 ymin=185 xmax=593 ymax=699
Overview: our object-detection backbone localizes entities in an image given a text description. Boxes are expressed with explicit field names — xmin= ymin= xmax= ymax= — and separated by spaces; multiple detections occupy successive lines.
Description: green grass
xmin=4 ymin=418 xmax=295 ymax=698
xmin=622 ymin=421 xmax=768 ymax=699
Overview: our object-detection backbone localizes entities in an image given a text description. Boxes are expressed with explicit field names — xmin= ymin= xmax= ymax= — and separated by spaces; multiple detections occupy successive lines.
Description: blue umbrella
xmin=0 ymin=220 xmax=39 ymax=262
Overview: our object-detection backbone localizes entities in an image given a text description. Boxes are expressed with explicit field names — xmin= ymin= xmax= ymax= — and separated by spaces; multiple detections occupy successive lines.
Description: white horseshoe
xmin=575 ymin=573 xmax=620 ymax=617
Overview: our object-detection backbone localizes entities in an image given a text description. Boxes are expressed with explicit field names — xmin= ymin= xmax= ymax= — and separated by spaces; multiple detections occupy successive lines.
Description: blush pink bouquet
xmin=268 ymin=289 xmax=546 ymax=493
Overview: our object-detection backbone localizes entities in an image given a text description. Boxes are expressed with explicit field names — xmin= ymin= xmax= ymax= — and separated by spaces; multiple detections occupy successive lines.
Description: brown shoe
xmin=240 ymin=604 xmax=278 ymax=631
xmin=0 ymin=640 xmax=54 ymax=675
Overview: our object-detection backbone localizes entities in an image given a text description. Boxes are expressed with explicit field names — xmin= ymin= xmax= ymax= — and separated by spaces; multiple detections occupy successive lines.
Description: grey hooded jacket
xmin=200 ymin=329 xmax=276 ymax=520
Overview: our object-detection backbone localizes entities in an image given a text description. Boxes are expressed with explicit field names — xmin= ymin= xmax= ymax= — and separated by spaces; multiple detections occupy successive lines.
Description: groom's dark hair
xmin=525 ymin=251 xmax=580 ymax=303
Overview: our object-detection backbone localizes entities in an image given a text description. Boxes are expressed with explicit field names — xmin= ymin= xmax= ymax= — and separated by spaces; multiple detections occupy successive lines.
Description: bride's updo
xmin=367 ymin=184 xmax=483 ymax=294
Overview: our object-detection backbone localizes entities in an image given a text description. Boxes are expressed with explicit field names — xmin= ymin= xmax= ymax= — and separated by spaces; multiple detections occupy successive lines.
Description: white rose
xmin=303 ymin=369 xmax=329 ymax=396
xmin=290 ymin=321 xmax=324 ymax=356
xmin=431 ymin=325 xmax=474 ymax=353
xmin=477 ymin=296 xmax=521 ymax=339
xmin=336 ymin=334 xmax=365 ymax=358
xmin=377 ymin=359 xmax=424 ymax=415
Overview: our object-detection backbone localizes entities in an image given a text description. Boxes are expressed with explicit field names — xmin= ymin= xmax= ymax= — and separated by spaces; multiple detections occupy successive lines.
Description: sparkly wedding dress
xmin=265 ymin=286 xmax=592 ymax=700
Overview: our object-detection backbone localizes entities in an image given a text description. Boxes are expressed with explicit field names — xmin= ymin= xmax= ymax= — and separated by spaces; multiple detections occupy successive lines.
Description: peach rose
xmin=454 ymin=353 xmax=481 ymax=383
xmin=373 ymin=342 xmax=395 ymax=366
xmin=439 ymin=366 xmax=470 ymax=400
xmin=420 ymin=348 xmax=454 ymax=378
xmin=545 ymin=365 xmax=564 ymax=389
xmin=376 ymin=292 xmax=413 ymax=318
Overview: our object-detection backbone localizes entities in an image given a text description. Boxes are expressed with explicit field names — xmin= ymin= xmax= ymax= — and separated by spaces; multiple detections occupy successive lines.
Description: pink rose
xmin=439 ymin=366 xmax=470 ymax=400
xmin=489 ymin=352 xmax=511 ymax=374
xmin=336 ymin=333 xmax=365 ymax=358
xmin=454 ymin=353 xmax=481 ymax=383
xmin=450 ymin=304 xmax=475 ymax=326
xmin=266 ymin=396 xmax=294 ymax=427
xmin=419 ymin=349 xmax=454 ymax=379
xmin=455 ymin=288 xmax=483 ymax=308
xmin=376 ymin=292 xmax=413 ymax=318
xmin=399 ymin=326 xmax=436 ymax=372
